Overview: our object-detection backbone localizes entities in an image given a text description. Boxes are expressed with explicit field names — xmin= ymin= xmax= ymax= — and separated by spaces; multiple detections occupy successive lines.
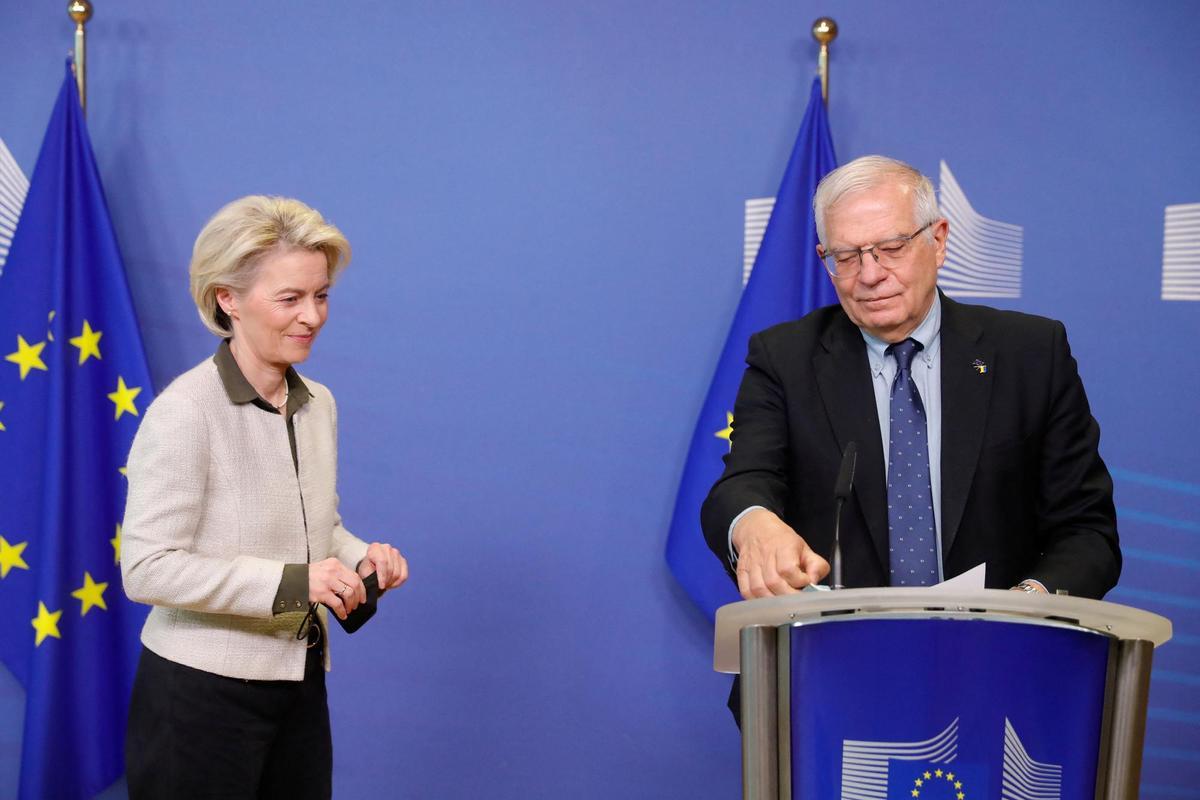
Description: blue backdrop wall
xmin=1 ymin=2 xmax=1197 ymax=797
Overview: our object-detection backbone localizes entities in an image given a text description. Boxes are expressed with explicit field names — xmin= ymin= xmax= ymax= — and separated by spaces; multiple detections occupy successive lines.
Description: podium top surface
xmin=713 ymin=588 xmax=1172 ymax=674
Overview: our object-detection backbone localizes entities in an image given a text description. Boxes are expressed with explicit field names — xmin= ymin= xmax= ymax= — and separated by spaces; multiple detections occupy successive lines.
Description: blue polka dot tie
xmin=886 ymin=338 xmax=938 ymax=586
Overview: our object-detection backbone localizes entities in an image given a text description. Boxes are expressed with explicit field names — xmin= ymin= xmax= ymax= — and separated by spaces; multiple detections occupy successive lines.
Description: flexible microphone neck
xmin=831 ymin=442 xmax=857 ymax=590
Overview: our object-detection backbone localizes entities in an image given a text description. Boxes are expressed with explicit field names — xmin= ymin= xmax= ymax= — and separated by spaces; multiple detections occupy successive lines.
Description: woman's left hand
xmin=359 ymin=541 xmax=409 ymax=591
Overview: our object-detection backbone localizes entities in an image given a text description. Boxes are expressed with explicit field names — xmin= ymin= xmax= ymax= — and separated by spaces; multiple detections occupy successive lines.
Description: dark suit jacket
xmin=702 ymin=294 xmax=1120 ymax=600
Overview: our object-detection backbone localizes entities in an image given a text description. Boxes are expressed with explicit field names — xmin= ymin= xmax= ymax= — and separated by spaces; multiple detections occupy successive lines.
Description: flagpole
xmin=67 ymin=0 xmax=93 ymax=114
xmin=811 ymin=17 xmax=838 ymax=106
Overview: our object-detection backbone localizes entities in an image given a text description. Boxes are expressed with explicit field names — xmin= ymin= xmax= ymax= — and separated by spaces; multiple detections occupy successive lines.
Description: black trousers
xmin=126 ymin=644 xmax=332 ymax=800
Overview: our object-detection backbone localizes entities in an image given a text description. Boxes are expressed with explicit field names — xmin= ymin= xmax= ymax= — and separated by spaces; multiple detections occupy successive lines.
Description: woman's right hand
xmin=309 ymin=558 xmax=367 ymax=620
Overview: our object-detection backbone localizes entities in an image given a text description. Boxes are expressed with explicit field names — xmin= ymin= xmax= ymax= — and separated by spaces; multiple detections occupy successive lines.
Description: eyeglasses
xmin=819 ymin=222 xmax=934 ymax=279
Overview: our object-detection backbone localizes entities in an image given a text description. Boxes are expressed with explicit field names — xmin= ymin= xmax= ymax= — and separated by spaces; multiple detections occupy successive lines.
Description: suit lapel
xmin=939 ymin=295 xmax=994 ymax=558
xmin=813 ymin=315 xmax=889 ymax=571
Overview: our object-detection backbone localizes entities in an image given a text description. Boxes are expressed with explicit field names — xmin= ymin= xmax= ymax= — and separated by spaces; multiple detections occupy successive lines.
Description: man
xmin=702 ymin=155 xmax=1120 ymax=606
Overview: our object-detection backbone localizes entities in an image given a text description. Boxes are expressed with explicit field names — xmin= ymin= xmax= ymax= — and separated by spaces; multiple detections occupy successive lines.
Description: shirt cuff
xmin=727 ymin=506 xmax=767 ymax=568
xmin=272 ymin=563 xmax=309 ymax=614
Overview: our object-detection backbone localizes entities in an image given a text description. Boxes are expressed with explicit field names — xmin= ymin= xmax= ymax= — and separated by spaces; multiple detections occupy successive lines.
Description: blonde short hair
xmin=189 ymin=196 xmax=351 ymax=337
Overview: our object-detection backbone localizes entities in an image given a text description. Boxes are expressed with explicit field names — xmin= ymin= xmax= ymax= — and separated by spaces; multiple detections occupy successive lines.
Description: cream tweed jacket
xmin=121 ymin=356 xmax=368 ymax=681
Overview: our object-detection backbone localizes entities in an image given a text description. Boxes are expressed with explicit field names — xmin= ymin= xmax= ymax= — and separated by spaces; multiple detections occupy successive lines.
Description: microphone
xmin=831 ymin=442 xmax=857 ymax=590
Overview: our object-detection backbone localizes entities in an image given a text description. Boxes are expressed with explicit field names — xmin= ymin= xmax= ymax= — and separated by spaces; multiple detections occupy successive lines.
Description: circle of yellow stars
xmin=911 ymin=768 xmax=966 ymax=799
xmin=2 ymin=310 xmax=137 ymax=645
xmin=3 ymin=531 xmax=121 ymax=646
xmin=3 ymin=316 xmax=144 ymax=429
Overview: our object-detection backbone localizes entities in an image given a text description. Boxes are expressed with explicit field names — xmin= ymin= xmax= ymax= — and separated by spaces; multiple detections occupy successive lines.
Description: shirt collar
xmin=861 ymin=293 xmax=943 ymax=376
xmin=213 ymin=339 xmax=312 ymax=416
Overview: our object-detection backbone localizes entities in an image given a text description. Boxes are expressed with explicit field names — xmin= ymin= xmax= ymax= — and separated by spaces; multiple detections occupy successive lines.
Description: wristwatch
xmin=1015 ymin=580 xmax=1042 ymax=594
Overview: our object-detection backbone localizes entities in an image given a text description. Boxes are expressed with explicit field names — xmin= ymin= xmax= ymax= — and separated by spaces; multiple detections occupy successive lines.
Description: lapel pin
xmin=971 ymin=359 xmax=988 ymax=374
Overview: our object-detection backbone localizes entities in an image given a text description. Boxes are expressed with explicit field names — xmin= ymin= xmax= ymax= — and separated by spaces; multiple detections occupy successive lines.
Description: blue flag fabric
xmin=0 ymin=64 xmax=152 ymax=799
xmin=666 ymin=78 xmax=838 ymax=620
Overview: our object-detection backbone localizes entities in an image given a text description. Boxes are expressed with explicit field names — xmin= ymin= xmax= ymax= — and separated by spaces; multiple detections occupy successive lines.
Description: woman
xmin=121 ymin=195 xmax=408 ymax=799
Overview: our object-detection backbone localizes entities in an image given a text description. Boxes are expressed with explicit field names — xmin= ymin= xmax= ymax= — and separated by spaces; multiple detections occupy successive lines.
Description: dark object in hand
xmin=332 ymin=572 xmax=379 ymax=633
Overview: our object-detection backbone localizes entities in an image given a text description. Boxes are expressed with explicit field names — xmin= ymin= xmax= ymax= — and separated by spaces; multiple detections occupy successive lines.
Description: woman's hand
xmin=309 ymin=558 xmax=366 ymax=620
xmin=358 ymin=542 xmax=409 ymax=591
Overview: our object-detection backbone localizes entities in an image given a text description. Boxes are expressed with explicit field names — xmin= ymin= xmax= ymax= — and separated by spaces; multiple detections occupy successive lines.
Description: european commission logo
xmin=1162 ymin=202 xmax=1200 ymax=301
xmin=839 ymin=718 xmax=1062 ymax=800
xmin=0 ymin=137 xmax=31 ymax=277
xmin=936 ymin=161 xmax=1023 ymax=300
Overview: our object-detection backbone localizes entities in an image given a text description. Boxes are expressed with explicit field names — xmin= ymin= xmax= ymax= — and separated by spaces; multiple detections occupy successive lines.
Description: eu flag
xmin=0 ymin=63 xmax=152 ymax=799
xmin=666 ymin=78 xmax=837 ymax=620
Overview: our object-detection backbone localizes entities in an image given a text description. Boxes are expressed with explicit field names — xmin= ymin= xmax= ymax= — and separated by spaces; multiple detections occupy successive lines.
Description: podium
xmin=714 ymin=589 xmax=1171 ymax=800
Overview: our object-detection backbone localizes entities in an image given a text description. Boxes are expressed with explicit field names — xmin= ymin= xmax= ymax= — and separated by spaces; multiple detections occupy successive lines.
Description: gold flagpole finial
xmin=811 ymin=17 xmax=838 ymax=106
xmin=67 ymin=0 xmax=93 ymax=114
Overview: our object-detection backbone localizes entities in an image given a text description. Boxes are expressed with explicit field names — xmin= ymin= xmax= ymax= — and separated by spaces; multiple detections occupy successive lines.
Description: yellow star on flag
xmin=935 ymin=770 xmax=944 ymax=778
xmin=0 ymin=535 xmax=30 ymax=577
xmin=107 ymin=376 xmax=143 ymax=420
xmin=957 ymin=793 xmax=964 ymax=800
xmin=119 ymin=464 xmax=128 ymax=478
xmin=0 ymin=400 xmax=6 ymax=432
xmin=5 ymin=335 xmax=48 ymax=380
xmin=946 ymin=772 xmax=955 ymax=781
xmin=715 ymin=411 xmax=734 ymax=450
xmin=111 ymin=524 xmax=122 ymax=564
xmin=70 ymin=571 xmax=109 ymax=615
xmin=910 ymin=791 xmax=919 ymax=799
xmin=915 ymin=779 xmax=924 ymax=787
xmin=68 ymin=319 xmax=103 ymax=364
xmin=31 ymin=602 xmax=63 ymax=646
xmin=954 ymin=781 xmax=962 ymax=789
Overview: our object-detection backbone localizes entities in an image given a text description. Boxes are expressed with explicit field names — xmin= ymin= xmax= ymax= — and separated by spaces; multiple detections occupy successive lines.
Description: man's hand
xmin=732 ymin=509 xmax=829 ymax=599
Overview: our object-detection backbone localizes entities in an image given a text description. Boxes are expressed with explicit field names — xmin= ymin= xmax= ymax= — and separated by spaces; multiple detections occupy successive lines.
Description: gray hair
xmin=189 ymin=195 xmax=351 ymax=337
xmin=812 ymin=155 xmax=939 ymax=246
